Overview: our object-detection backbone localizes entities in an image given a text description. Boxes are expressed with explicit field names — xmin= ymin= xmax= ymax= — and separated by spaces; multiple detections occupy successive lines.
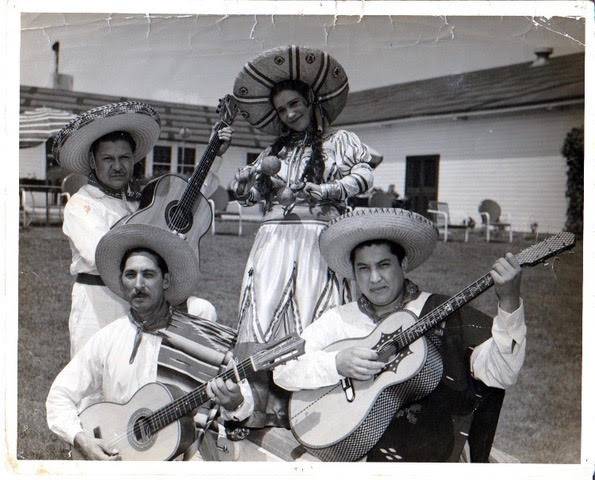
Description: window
xmin=177 ymin=147 xmax=196 ymax=176
xmin=152 ymin=145 xmax=172 ymax=176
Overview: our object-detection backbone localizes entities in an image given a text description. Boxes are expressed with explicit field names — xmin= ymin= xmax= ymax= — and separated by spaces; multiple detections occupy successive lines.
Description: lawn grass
xmin=17 ymin=224 xmax=581 ymax=463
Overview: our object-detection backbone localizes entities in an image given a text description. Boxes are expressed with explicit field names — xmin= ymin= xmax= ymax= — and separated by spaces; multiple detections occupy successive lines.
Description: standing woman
xmin=231 ymin=46 xmax=374 ymax=428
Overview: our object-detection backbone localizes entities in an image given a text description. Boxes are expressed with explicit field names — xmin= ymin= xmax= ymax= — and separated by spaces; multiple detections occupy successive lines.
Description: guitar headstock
xmin=216 ymin=95 xmax=240 ymax=126
xmin=516 ymin=231 xmax=576 ymax=266
xmin=252 ymin=335 xmax=306 ymax=371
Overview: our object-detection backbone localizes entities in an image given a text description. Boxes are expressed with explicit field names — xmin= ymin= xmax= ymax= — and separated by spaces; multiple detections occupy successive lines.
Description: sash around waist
xmin=261 ymin=204 xmax=341 ymax=224
xmin=75 ymin=273 xmax=105 ymax=286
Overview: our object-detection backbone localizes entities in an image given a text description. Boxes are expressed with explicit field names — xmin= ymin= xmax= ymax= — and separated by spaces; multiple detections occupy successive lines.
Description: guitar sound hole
xmin=127 ymin=408 xmax=158 ymax=452
xmin=133 ymin=417 xmax=152 ymax=442
xmin=165 ymin=201 xmax=193 ymax=234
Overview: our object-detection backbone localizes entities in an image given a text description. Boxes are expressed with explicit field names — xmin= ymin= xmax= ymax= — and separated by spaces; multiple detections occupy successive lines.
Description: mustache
xmin=131 ymin=288 xmax=149 ymax=298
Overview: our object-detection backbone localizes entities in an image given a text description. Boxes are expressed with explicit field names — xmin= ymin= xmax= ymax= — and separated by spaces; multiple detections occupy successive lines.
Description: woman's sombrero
xmin=96 ymin=223 xmax=199 ymax=306
xmin=52 ymin=101 xmax=161 ymax=176
xmin=319 ymin=208 xmax=438 ymax=279
xmin=233 ymin=45 xmax=349 ymax=135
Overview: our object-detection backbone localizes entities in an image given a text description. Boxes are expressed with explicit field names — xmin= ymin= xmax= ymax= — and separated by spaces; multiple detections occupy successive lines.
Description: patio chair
xmin=20 ymin=188 xmax=67 ymax=227
xmin=427 ymin=201 xmax=471 ymax=242
xmin=207 ymin=186 xmax=243 ymax=236
xmin=61 ymin=173 xmax=88 ymax=202
xmin=478 ymin=199 xmax=513 ymax=243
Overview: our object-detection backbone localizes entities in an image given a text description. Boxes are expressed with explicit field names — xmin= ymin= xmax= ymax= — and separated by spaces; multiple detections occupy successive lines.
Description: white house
xmin=335 ymin=52 xmax=584 ymax=233
xmin=20 ymin=51 xmax=582 ymax=232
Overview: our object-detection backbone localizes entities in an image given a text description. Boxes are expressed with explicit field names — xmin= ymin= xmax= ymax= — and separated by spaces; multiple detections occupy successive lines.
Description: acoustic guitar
xmin=73 ymin=335 xmax=304 ymax=461
xmin=114 ymin=95 xmax=239 ymax=261
xmin=289 ymin=232 xmax=576 ymax=462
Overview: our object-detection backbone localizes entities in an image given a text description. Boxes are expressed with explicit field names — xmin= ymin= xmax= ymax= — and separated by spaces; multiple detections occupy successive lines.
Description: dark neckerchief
xmin=357 ymin=279 xmax=421 ymax=323
xmin=88 ymin=171 xmax=142 ymax=202
xmin=127 ymin=307 xmax=172 ymax=364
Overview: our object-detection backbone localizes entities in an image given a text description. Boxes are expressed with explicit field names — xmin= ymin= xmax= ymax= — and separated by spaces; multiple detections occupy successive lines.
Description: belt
xmin=76 ymin=273 xmax=105 ymax=286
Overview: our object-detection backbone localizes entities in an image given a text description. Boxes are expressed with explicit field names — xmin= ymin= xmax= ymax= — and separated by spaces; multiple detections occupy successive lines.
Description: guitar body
xmin=73 ymin=382 xmax=195 ymax=461
xmin=116 ymin=174 xmax=212 ymax=261
xmin=289 ymin=310 xmax=444 ymax=462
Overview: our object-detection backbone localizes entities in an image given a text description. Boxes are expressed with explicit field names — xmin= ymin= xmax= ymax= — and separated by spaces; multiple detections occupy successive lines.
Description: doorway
xmin=405 ymin=155 xmax=439 ymax=216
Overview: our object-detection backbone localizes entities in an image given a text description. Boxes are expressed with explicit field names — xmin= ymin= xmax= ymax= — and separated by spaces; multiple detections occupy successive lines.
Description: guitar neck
xmin=398 ymin=272 xmax=494 ymax=348
xmin=177 ymin=127 xmax=224 ymax=210
xmin=147 ymin=354 xmax=253 ymax=434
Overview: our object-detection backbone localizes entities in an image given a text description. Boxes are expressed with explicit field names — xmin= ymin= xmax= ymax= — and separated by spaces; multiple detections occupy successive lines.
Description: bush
xmin=563 ymin=127 xmax=583 ymax=237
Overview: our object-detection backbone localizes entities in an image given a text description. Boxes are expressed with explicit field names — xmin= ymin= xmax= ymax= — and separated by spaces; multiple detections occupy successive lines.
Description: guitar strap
xmin=403 ymin=291 xmax=431 ymax=318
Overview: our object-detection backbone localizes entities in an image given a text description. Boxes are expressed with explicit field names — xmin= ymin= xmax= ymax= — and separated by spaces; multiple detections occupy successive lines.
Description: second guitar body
xmin=116 ymin=174 xmax=213 ymax=261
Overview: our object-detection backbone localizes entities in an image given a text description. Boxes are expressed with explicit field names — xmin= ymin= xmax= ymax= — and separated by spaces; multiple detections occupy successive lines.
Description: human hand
xmin=206 ymin=377 xmax=244 ymax=412
xmin=335 ymin=347 xmax=384 ymax=381
xmin=212 ymin=125 xmax=233 ymax=156
xmin=73 ymin=432 xmax=121 ymax=461
xmin=303 ymin=182 xmax=323 ymax=201
xmin=490 ymin=252 xmax=522 ymax=313
xmin=233 ymin=166 xmax=257 ymax=199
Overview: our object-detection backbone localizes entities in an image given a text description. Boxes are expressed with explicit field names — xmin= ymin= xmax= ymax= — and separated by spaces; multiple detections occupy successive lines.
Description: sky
xmin=20 ymin=13 xmax=585 ymax=107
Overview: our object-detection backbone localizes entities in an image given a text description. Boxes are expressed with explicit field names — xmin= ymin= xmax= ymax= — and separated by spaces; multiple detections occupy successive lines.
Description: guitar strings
xmin=100 ymin=353 xmax=255 ymax=453
xmin=168 ymin=135 xmax=222 ymax=231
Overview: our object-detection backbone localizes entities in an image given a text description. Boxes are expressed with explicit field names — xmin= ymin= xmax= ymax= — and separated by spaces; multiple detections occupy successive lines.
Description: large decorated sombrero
xmin=319 ymin=208 xmax=438 ymax=279
xmin=233 ymin=45 xmax=349 ymax=135
xmin=53 ymin=101 xmax=161 ymax=176
xmin=96 ymin=223 xmax=199 ymax=306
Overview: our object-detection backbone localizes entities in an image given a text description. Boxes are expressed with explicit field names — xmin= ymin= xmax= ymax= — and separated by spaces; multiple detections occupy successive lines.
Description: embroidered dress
xmin=236 ymin=129 xmax=373 ymax=345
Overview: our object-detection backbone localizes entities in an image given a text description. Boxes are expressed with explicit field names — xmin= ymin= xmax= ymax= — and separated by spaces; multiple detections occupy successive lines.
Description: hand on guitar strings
xmin=490 ymin=252 xmax=522 ymax=314
xmin=211 ymin=125 xmax=233 ymax=156
xmin=336 ymin=346 xmax=385 ymax=381
xmin=73 ymin=431 xmax=121 ymax=461
xmin=206 ymin=377 xmax=244 ymax=412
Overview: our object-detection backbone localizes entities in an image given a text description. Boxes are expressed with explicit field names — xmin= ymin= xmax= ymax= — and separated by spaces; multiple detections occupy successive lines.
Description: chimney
xmin=531 ymin=47 xmax=553 ymax=67
xmin=51 ymin=41 xmax=74 ymax=90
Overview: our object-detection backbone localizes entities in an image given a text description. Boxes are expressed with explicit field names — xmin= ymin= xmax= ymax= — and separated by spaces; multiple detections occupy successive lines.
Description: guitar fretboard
xmin=395 ymin=273 xmax=494 ymax=350
xmin=174 ymin=131 xmax=224 ymax=221
xmin=147 ymin=354 xmax=253 ymax=434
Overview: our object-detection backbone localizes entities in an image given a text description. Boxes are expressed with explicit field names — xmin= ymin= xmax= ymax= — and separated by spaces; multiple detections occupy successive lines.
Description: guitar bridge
xmin=341 ymin=378 xmax=355 ymax=402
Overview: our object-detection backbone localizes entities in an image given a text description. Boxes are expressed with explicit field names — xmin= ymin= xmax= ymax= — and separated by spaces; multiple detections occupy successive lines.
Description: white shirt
xmin=62 ymin=184 xmax=138 ymax=275
xmin=273 ymin=297 xmax=526 ymax=391
xmin=46 ymin=315 xmax=253 ymax=445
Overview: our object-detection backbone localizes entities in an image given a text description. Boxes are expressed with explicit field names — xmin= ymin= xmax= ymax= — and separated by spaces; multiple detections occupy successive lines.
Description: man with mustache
xmin=54 ymin=102 xmax=231 ymax=356
xmin=46 ymin=223 xmax=252 ymax=460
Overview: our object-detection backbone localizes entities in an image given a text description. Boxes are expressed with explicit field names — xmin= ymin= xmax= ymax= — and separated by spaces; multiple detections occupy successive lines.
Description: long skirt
xmin=234 ymin=217 xmax=350 ymax=427
xmin=236 ymin=218 xmax=349 ymax=345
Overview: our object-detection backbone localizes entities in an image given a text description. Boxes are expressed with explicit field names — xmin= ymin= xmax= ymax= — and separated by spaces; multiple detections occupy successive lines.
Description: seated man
xmin=274 ymin=208 xmax=525 ymax=462
xmin=46 ymin=223 xmax=252 ymax=460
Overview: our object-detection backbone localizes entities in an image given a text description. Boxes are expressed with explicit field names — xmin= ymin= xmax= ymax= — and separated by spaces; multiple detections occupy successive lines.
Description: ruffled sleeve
xmin=326 ymin=130 xmax=374 ymax=199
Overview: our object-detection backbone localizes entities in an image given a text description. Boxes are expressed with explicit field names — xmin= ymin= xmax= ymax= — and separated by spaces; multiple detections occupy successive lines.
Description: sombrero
xmin=319 ymin=208 xmax=438 ymax=279
xmin=52 ymin=101 xmax=161 ymax=176
xmin=95 ymin=223 xmax=199 ymax=306
xmin=233 ymin=45 xmax=349 ymax=135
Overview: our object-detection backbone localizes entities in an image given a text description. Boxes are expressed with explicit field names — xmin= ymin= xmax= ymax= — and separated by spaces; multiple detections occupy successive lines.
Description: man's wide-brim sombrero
xmin=52 ymin=101 xmax=161 ymax=176
xmin=319 ymin=208 xmax=438 ymax=279
xmin=233 ymin=45 xmax=349 ymax=135
xmin=96 ymin=223 xmax=199 ymax=306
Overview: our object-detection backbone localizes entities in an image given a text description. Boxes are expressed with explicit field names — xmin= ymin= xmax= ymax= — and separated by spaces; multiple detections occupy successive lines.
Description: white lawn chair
xmin=427 ymin=201 xmax=471 ymax=242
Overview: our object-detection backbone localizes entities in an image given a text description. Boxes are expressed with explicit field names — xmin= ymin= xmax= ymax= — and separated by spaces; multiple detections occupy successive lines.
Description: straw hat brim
xmin=233 ymin=45 xmax=349 ymax=135
xmin=95 ymin=223 xmax=199 ymax=306
xmin=53 ymin=102 xmax=161 ymax=176
xmin=319 ymin=208 xmax=438 ymax=279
